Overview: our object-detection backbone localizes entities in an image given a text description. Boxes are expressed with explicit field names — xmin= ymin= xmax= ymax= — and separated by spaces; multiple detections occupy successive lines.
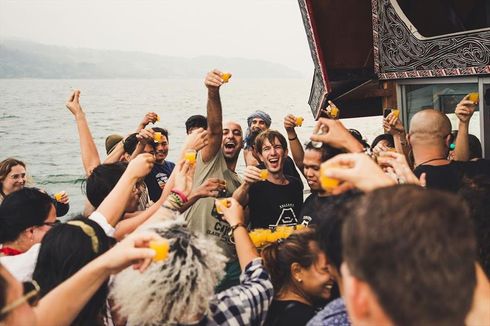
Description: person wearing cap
xmin=105 ymin=134 xmax=123 ymax=156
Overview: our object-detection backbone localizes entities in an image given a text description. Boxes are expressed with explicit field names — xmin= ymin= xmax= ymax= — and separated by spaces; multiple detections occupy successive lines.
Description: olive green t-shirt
xmin=184 ymin=151 xmax=242 ymax=259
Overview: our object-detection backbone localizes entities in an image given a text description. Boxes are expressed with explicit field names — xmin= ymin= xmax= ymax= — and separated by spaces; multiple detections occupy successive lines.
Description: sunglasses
xmin=0 ymin=280 xmax=40 ymax=317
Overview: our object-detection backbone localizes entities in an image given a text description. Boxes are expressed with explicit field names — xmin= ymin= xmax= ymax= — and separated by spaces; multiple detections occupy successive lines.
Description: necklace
xmin=415 ymin=157 xmax=448 ymax=168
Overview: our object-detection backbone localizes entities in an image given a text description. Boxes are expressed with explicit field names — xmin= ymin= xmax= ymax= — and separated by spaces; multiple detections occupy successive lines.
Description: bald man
xmin=184 ymin=70 xmax=244 ymax=290
xmin=410 ymin=109 xmax=490 ymax=192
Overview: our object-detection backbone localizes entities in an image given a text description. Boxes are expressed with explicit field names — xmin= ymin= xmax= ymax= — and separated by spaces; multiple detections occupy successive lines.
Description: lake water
xmin=0 ymin=78 xmax=383 ymax=214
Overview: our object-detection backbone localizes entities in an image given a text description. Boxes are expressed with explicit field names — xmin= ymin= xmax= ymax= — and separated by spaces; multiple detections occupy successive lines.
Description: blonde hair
xmin=110 ymin=217 xmax=228 ymax=325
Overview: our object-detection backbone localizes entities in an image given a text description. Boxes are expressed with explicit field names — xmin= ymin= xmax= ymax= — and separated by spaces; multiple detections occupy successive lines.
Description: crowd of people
xmin=0 ymin=69 xmax=489 ymax=325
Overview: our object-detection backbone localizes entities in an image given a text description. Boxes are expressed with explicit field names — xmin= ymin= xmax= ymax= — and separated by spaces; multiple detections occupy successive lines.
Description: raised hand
xmin=140 ymin=112 xmax=159 ymax=127
xmin=455 ymin=95 xmax=476 ymax=124
xmin=377 ymin=151 xmax=426 ymax=187
xmin=243 ymin=165 xmax=263 ymax=184
xmin=126 ymin=153 xmax=155 ymax=179
xmin=172 ymin=160 xmax=195 ymax=198
xmin=215 ymin=197 xmax=245 ymax=226
xmin=136 ymin=128 xmax=155 ymax=145
xmin=183 ymin=128 xmax=209 ymax=152
xmin=323 ymin=153 xmax=395 ymax=192
xmin=384 ymin=112 xmax=405 ymax=135
xmin=310 ymin=118 xmax=363 ymax=153
xmin=100 ymin=231 xmax=161 ymax=273
xmin=283 ymin=114 xmax=297 ymax=131
xmin=66 ymin=89 xmax=83 ymax=116
xmin=191 ymin=178 xmax=226 ymax=199
xmin=204 ymin=69 xmax=226 ymax=90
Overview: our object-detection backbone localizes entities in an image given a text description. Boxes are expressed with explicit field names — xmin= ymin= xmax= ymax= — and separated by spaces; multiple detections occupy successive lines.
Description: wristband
xmin=288 ymin=136 xmax=298 ymax=141
xmin=171 ymin=189 xmax=188 ymax=203
xmin=228 ymin=223 xmax=247 ymax=237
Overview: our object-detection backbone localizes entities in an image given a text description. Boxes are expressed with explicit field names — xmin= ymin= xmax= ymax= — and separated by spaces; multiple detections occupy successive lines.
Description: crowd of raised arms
xmin=1 ymin=69 xmax=489 ymax=326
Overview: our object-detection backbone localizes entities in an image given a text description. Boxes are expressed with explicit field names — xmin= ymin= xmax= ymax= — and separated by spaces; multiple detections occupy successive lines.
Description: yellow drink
xmin=149 ymin=239 xmax=170 ymax=261
xmin=185 ymin=149 xmax=197 ymax=165
xmin=295 ymin=116 xmax=304 ymax=127
xmin=154 ymin=132 xmax=162 ymax=142
xmin=215 ymin=198 xmax=230 ymax=215
xmin=222 ymin=73 xmax=232 ymax=83
xmin=330 ymin=106 xmax=339 ymax=119
xmin=320 ymin=161 xmax=341 ymax=192
xmin=468 ymin=92 xmax=479 ymax=104
xmin=391 ymin=108 xmax=400 ymax=119
xmin=54 ymin=192 xmax=63 ymax=201
xmin=259 ymin=169 xmax=269 ymax=181
xmin=250 ymin=229 xmax=268 ymax=247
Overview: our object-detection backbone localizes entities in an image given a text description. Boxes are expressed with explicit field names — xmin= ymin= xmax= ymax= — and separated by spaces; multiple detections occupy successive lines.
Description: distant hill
xmin=0 ymin=39 xmax=303 ymax=79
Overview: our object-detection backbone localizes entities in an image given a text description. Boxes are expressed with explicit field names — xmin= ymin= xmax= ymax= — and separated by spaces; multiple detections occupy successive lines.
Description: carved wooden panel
xmin=372 ymin=0 xmax=490 ymax=79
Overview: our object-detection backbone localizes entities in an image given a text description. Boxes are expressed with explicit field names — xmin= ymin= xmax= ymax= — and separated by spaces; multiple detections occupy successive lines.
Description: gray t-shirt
xmin=184 ymin=150 xmax=242 ymax=258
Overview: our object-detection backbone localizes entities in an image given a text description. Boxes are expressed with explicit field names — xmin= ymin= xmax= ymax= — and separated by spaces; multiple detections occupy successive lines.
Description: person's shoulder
xmin=165 ymin=160 xmax=176 ymax=168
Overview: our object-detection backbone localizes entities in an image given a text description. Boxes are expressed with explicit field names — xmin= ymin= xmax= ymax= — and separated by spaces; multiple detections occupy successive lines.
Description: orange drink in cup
xmin=149 ymin=239 xmax=170 ymax=261
xmin=222 ymin=73 xmax=232 ymax=83
xmin=295 ymin=116 xmax=304 ymax=127
xmin=154 ymin=132 xmax=162 ymax=142
xmin=468 ymin=92 xmax=479 ymax=104
xmin=215 ymin=198 xmax=230 ymax=215
xmin=54 ymin=192 xmax=63 ymax=201
xmin=330 ymin=106 xmax=339 ymax=119
xmin=319 ymin=161 xmax=341 ymax=192
xmin=391 ymin=108 xmax=400 ymax=119
xmin=259 ymin=169 xmax=269 ymax=181
xmin=184 ymin=149 xmax=197 ymax=165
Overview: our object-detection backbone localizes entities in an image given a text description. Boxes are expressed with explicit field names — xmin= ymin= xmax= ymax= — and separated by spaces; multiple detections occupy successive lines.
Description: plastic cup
xmin=319 ymin=161 xmax=341 ymax=192
xmin=468 ymin=92 xmax=479 ymax=104
xmin=391 ymin=108 xmax=400 ymax=119
xmin=54 ymin=192 xmax=63 ymax=201
xmin=295 ymin=116 xmax=304 ymax=127
xmin=250 ymin=228 xmax=268 ymax=247
xmin=330 ymin=106 xmax=339 ymax=119
xmin=149 ymin=239 xmax=170 ymax=261
xmin=185 ymin=149 xmax=197 ymax=165
xmin=259 ymin=169 xmax=269 ymax=181
xmin=154 ymin=132 xmax=162 ymax=142
xmin=156 ymin=114 xmax=160 ymax=122
xmin=215 ymin=198 xmax=230 ymax=215
xmin=222 ymin=73 xmax=232 ymax=83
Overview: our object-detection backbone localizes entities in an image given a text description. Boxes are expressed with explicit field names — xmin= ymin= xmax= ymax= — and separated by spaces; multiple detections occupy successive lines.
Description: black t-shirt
xmin=248 ymin=176 xmax=303 ymax=229
xmin=257 ymin=156 xmax=303 ymax=191
xmin=300 ymin=190 xmax=361 ymax=226
xmin=264 ymin=300 xmax=316 ymax=326
xmin=414 ymin=159 xmax=490 ymax=193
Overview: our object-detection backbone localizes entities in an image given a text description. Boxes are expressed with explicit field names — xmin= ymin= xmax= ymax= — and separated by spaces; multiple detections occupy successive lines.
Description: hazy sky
xmin=0 ymin=0 xmax=314 ymax=75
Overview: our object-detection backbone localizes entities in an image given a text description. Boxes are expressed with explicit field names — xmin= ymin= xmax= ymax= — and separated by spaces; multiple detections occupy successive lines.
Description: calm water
xmin=0 ymin=79 xmax=383 ymax=214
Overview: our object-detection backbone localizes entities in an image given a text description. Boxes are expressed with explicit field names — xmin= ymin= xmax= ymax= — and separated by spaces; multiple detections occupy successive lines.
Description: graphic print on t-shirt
xmin=271 ymin=204 xmax=299 ymax=228
xmin=155 ymin=172 xmax=170 ymax=188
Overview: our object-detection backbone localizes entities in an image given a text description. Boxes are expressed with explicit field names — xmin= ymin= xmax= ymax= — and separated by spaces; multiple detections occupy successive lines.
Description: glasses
xmin=42 ymin=220 xmax=60 ymax=227
xmin=0 ymin=280 xmax=40 ymax=317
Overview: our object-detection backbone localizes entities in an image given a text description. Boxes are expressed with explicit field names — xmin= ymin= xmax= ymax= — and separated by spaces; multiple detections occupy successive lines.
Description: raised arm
xmin=35 ymin=232 xmax=158 ymax=326
xmin=232 ymin=166 xmax=262 ymax=207
xmin=66 ymin=90 xmax=101 ymax=176
xmin=310 ymin=118 xmax=364 ymax=153
xmin=454 ymin=95 xmax=476 ymax=161
xmin=136 ymin=112 xmax=159 ymax=132
xmin=384 ymin=113 xmax=410 ymax=161
xmin=284 ymin=114 xmax=305 ymax=172
xmin=201 ymin=69 xmax=227 ymax=163
xmin=96 ymin=154 xmax=154 ymax=227
xmin=217 ymin=198 xmax=259 ymax=271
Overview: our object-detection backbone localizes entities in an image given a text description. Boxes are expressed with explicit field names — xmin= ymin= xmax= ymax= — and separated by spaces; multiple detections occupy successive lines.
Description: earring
xmin=296 ymin=279 xmax=302 ymax=283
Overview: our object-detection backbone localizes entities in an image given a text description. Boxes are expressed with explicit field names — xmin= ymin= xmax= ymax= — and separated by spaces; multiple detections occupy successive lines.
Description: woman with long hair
xmin=33 ymin=217 xmax=114 ymax=326
xmin=261 ymin=229 xmax=334 ymax=326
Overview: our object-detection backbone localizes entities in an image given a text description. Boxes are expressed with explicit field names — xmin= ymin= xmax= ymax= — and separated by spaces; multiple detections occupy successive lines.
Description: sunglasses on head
xmin=0 ymin=280 xmax=40 ymax=318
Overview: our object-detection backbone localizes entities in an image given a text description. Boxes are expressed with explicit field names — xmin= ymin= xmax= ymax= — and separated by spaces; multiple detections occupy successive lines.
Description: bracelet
xmin=168 ymin=193 xmax=184 ymax=208
xmin=162 ymin=204 xmax=179 ymax=212
xmin=288 ymin=136 xmax=297 ymax=141
xmin=228 ymin=223 xmax=247 ymax=237
xmin=171 ymin=189 xmax=188 ymax=203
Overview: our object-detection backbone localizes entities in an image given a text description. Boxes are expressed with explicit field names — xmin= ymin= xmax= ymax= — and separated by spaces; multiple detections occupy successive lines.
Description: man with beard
xmin=184 ymin=69 xmax=244 ymax=290
xmin=144 ymin=127 xmax=175 ymax=202
xmin=234 ymin=130 xmax=303 ymax=230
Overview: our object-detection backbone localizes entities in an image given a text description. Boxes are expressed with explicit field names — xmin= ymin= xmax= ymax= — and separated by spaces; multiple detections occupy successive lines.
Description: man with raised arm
xmin=183 ymin=69 xmax=244 ymax=289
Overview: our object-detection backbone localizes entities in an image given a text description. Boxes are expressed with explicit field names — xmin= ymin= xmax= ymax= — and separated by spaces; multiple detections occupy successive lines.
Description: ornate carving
xmin=372 ymin=0 xmax=490 ymax=79
xmin=298 ymin=0 xmax=329 ymax=117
